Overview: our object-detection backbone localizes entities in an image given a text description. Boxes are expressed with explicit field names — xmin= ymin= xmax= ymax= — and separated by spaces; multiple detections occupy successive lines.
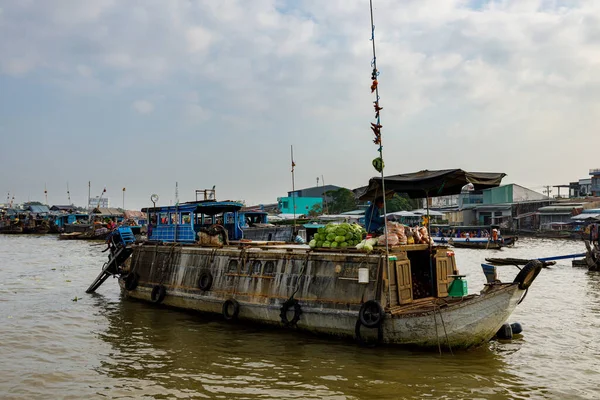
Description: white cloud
xmin=186 ymin=26 xmax=213 ymax=53
xmin=76 ymin=64 xmax=92 ymax=77
xmin=2 ymin=0 xmax=600 ymax=206
xmin=185 ymin=103 xmax=210 ymax=123
xmin=2 ymin=58 xmax=36 ymax=75
xmin=132 ymin=100 xmax=154 ymax=114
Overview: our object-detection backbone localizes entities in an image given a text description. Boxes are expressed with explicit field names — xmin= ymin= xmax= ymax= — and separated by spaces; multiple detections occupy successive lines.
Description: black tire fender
xmin=124 ymin=272 xmax=139 ymax=291
xmin=359 ymin=300 xmax=384 ymax=328
xmin=279 ymin=298 xmax=302 ymax=326
xmin=198 ymin=270 xmax=213 ymax=291
xmin=151 ymin=284 xmax=166 ymax=304
xmin=222 ymin=299 xmax=240 ymax=321
xmin=513 ymin=260 xmax=543 ymax=290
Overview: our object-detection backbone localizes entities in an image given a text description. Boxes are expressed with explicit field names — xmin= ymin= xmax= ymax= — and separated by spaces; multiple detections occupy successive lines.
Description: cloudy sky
xmin=1 ymin=0 xmax=599 ymax=209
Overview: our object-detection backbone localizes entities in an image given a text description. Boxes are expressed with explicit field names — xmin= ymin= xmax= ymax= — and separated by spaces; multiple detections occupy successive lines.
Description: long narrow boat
xmin=448 ymin=236 xmax=517 ymax=250
xmin=87 ymin=170 xmax=544 ymax=349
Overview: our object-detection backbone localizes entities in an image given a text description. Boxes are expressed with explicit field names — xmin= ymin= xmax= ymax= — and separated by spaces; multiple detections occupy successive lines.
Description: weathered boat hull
xmin=450 ymin=240 xmax=503 ymax=250
xmin=382 ymin=285 xmax=522 ymax=347
xmin=118 ymin=243 xmax=525 ymax=348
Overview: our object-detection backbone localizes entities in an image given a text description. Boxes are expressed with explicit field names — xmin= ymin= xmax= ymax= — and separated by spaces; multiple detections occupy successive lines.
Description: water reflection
xmin=93 ymin=295 xmax=536 ymax=399
xmin=4 ymin=235 xmax=600 ymax=399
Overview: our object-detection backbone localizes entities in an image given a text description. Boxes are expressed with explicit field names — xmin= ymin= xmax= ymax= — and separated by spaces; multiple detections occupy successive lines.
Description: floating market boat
xmin=87 ymin=170 xmax=545 ymax=349
xmin=448 ymin=236 xmax=517 ymax=250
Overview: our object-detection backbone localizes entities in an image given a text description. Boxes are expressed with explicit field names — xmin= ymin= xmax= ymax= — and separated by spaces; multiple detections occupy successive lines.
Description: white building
xmin=89 ymin=196 xmax=109 ymax=208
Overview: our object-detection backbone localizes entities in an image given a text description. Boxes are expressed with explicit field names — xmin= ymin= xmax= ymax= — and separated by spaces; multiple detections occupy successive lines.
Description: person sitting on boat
xmin=492 ymin=228 xmax=498 ymax=241
xmin=364 ymin=197 xmax=385 ymax=233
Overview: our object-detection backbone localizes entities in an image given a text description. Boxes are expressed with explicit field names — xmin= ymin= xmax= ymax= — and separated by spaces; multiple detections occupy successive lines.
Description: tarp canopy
xmin=123 ymin=210 xmax=146 ymax=219
xmin=354 ymin=169 xmax=506 ymax=200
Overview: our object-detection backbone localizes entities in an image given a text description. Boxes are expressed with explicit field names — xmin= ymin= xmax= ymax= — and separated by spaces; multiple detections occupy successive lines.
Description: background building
xmin=277 ymin=185 xmax=341 ymax=216
xmin=89 ymin=196 xmax=109 ymax=208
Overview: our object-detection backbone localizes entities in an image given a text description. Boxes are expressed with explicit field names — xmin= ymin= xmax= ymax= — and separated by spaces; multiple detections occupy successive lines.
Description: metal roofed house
xmin=570 ymin=208 xmax=600 ymax=222
xmin=537 ymin=204 xmax=583 ymax=226
xmin=92 ymin=208 xmax=124 ymax=221
xmin=24 ymin=204 xmax=51 ymax=214
xmin=50 ymin=205 xmax=75 ymax=212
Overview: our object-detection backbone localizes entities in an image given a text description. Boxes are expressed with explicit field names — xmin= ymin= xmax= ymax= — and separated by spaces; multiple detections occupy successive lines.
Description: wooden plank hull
xmin=118 ymin=244 xmax=527 ymax=348
xmin=450 ymin=240 xmax=504 ymax=250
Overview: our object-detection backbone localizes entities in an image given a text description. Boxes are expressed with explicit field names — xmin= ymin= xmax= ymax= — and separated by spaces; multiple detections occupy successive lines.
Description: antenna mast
xmin=291 ymin=145 xmax=297 ymax=231
xmin=369 ymin=0 xmax=391 ymax=302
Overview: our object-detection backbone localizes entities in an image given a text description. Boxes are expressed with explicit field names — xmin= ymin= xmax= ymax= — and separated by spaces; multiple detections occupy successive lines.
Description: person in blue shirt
xmin=364 ymin=197 xmax=385 ymax=233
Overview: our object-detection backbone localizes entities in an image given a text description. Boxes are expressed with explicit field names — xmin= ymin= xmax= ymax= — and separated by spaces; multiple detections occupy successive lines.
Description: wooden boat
xmin=449 ymin=238 xmax=503 ymax=250
xmin=0 ymin=225 xmax=23 ymax=234
xmin=87 ymin=171 xmax=544 ymax=349
xmin=485 ymin=257 xmax=555 ymax=267
xmin=58 ymin=232 xmax=84 ymax=240
xmin=449 ymin=236 xmax=517 ymax=250
xmin=58 ymin=228 xmax=111 ymax=241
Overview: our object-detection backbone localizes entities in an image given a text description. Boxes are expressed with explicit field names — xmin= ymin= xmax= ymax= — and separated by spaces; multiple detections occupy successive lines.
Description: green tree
xmin=385 ymin=194 xmax=418 ymax=213
xmin=307 ymin=203 xmax=322 ymax=217
xmin=325 ymin=188 xmax=357 ymax=214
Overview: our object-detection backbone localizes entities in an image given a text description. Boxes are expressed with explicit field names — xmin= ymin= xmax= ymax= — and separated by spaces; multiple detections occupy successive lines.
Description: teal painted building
xmin=277 ymin=196 xmax=322 ymax=216
xmin=483 ymin=185 xmax=514 ymax=204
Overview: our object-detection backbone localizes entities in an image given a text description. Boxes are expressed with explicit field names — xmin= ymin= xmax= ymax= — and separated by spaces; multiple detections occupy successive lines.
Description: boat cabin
xmin=386 ymin=244 xmax=459 ymax=303
xmin=143 ymin=201 xmax=245 ymax=243
xmin=53 ymin=213 xmax=90 ymax=229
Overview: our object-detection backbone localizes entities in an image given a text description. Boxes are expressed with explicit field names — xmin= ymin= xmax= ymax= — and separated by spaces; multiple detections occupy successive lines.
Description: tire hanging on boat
xmin=513 ymin=260 xmax=543 ymax=290
xmin=279 ymin=298 xmax=302 ymax=327
xmin=197 ymin=270 xmax=213 ymax=291
xmin=359 ymin=300 xmax=384 ymax=328
xmin=222 ymin=299 xmax=240 ymax=321
xmin=151 ymin=285 xmax=166 ymax=304
xmin=124 ymin=272 xmax=139 ymax=291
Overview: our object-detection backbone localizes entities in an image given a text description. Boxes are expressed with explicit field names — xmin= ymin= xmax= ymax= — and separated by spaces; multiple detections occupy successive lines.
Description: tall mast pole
xmin=369 ymin=0 xmax=391 ymax=303
xmin=291 ymin=145 xmax=297 ymax=231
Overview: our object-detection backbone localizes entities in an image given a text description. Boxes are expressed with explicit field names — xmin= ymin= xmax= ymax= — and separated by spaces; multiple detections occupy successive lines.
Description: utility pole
xmin=321 ymin=175 xmax=329 ymax=214
xmin=543 ymin=185 xmax=552 ymax=198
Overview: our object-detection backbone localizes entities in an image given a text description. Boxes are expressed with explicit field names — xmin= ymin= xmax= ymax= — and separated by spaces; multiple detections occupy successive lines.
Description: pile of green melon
xmin=309 ymin=223 xmax=366 ymax=249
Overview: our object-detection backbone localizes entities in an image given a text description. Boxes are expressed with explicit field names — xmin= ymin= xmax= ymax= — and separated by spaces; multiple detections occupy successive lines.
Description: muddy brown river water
xmin=1 ymin=235 xmax=599 ymax=399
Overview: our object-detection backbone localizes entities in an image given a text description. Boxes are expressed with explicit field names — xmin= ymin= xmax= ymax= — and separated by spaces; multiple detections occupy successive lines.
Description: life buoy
xmin=222 ymin=299 xmax=240 ymax=320
xmin=198 ymin=270 xmax=213 ymax=291
xmin=513 ymin=260 xmax=543 ymax=290
xmin=359 ymin=300 xmax=384 ymax=328
xmin=354 ymin=319 xmax=384 ymax=347
xmin=279 ymin=298 xmax=302 ymax=326
xmin=151 ymin=285 xmax=166 ymax=304
xmin=124 ymin=272 xmax=139 ymax=291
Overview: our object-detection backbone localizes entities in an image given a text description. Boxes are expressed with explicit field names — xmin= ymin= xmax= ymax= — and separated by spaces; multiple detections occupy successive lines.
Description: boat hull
xmin=117 ymin=244 xmax=525 ymax=348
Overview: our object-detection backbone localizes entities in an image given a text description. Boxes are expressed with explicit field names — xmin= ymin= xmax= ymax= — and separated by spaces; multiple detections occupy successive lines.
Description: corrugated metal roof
xmin=27 ymin=205 xmax=50 ymax=213
xmin=572 ymin=213 xmax=600 ymax=220
xmin=93 ymin=207 xmax=123 ymax=216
